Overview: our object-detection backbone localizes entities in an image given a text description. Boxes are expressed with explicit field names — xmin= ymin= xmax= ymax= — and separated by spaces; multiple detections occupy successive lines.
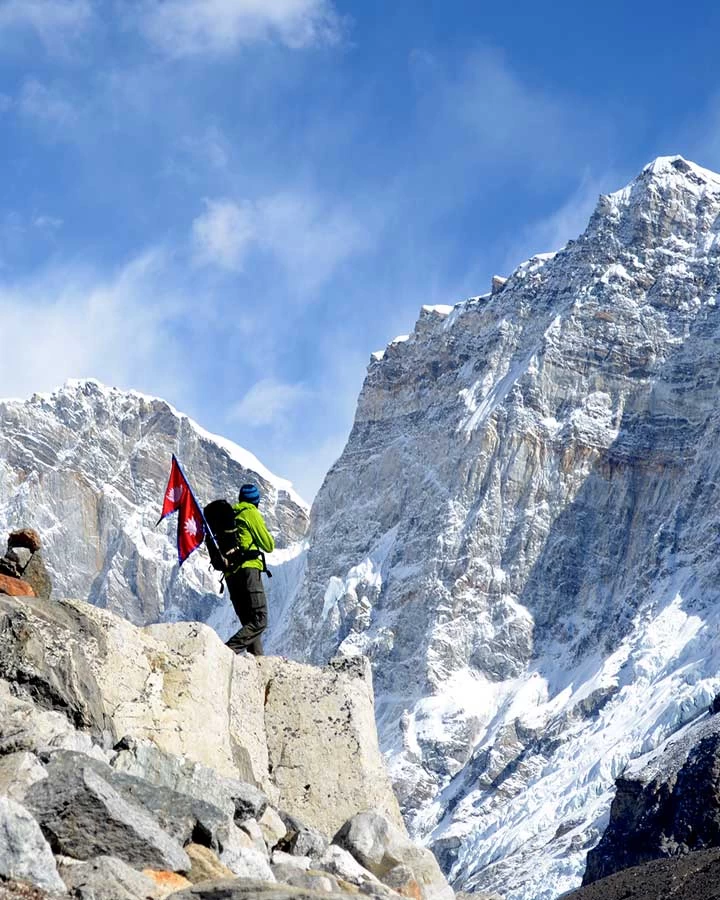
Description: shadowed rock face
xmin=0 ymin=379 xmax=309 ymax=626
xmin=273 ymin=157 xmax=720 ymax=898
xmin=565 ymin=847 xmax=720 ymax=900
xmin=583 ymin=712 xmax=720 ymax=885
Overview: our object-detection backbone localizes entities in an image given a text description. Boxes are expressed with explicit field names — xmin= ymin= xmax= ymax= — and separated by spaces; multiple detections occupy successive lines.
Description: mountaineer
xmin=223 ymin=483 xmax=275 ymax=656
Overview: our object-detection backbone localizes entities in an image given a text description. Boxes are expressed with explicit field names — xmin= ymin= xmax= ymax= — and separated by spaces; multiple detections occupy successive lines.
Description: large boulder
xmin=0 ymin=797 xmax=66 ymax=894
xmin=25 ymin=754 xmax=190 ymax=872
xmin=0 ymin=595 xmax=403 ymax=844
xmin=334 ymin=810 xmax=454 ymax=900
xmin=259 ymin=656 xmax=403 ymax=836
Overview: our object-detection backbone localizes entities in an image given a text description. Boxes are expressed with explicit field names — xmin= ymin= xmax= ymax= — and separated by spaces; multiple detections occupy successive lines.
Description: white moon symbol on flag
xmin=166 ymin=486 xmax=183 ymax=502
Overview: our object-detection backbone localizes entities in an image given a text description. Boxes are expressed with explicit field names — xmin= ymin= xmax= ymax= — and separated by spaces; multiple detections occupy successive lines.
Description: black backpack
xmin=203 ymin=499 xmax=237 ymax=571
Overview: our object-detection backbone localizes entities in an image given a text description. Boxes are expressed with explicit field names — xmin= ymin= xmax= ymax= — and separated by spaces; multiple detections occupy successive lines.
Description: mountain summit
xmin=272 ymin=156 xmax=720 ymax=898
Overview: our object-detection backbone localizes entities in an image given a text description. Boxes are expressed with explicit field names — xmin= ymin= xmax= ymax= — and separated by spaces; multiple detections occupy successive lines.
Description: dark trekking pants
xmin=225 ymin=567 xmax=267 ymax=656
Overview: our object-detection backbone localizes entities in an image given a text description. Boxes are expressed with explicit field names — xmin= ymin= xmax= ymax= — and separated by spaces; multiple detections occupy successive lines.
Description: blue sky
xmin=1 ymin=0 xmax=719 ymax=501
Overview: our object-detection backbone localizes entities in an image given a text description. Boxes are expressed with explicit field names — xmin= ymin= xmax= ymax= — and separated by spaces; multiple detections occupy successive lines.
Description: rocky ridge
xmin=272 ymin=157 xmax=720 ymax=898
xmin=0 ymin=380 xmax=309 ymax=628
xmin=0 ymin=593 xmax=453 ymax=900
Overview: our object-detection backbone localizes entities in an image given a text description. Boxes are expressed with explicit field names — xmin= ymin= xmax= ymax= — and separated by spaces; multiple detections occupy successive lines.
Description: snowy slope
xmin=0 ymin=379 xmax=309 ymax=627
xmin=275 ymin=156 xmax=720 ymax=898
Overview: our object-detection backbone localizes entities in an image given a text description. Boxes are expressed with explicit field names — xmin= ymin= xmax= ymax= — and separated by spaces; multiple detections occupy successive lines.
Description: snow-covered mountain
xmin=0 ymin=379 xmax=309 ymax=628
xmin=273 ymin=156 xmax=720 ymax=898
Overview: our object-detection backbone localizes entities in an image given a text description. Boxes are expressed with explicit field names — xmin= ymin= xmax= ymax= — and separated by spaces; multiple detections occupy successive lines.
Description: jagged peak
xmin=3 ymin=378 xmax=308 ymax=509
xmin=641 ymin=154 xmax=720 ymax=187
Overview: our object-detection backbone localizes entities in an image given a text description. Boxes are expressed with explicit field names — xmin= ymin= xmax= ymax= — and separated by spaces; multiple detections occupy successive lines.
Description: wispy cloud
xmin=191 ymin=190 xmax=372 ymax=292
xmin=0 ymin=252 xmax=191 ymax=403
xmin=228 ymin=378 xmax=310 ymax=426
xmin=19 ymin=78 xmax=79 ymax=129
xmin=192 ymin=199 xmax=256 ymax=272
xmin=134 ymin=0 xmax=342 ymax=57
xmin=0 ymin=0 xmax=94 ymax=55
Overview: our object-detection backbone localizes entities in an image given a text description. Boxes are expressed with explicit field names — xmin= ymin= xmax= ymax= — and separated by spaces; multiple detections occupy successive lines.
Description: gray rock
xmin=276 ymin=813 xmax=328 ymax=860
xmin=216 ymin=843 xmax=276 ymax=882
xmin=317 ymin=844 xmax=385 ymax=890
xmin=236 ymin=818 xmax=268 ymax=856
xmin=111 ymin=738 xmax=269 ymax=825
xmin=0 ymin=797 xmax=66 ymax=893
xmin=271 ymin=867 xmax=341 ymax=893
xmin=57 ymin=855 xmax=159 ymax=899
xmin=41 ymin=750 xmax=229 ymax=851
xmin=259 ymin=807 xmax=287 ymax=850
xmin=167 ymin=881 xmax=348 ymax=899
xmin=25 ymin=753 xmax=189 ymax=871
xmin=334 ymin=810 xmax=454 ymax=900
xmin=21 ymin=553 xmax=52 ymax=601
xmin=258 ymin=655 xmax=403 ymax=836
xmin=0 ymin=752 xmax=47 ymax=802
xmin=271 ymin=851 xmax=311 ymax=871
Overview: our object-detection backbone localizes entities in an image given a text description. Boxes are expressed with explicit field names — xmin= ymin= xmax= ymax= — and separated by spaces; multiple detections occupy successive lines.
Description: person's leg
xmin=225 ymin=569 xmax=267 ymax=655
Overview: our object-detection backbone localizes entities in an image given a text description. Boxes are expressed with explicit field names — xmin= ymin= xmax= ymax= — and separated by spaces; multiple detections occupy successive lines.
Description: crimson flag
xmin=158 ymin=455 xmax=187 ymax=522
xmin=157 ymin=455 xmax=206 ymax=565
xmin=176 ymin=487 xmax=205 ymax=565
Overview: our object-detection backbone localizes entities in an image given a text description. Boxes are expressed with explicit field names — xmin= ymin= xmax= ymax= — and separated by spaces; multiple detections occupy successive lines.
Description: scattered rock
xmin=8 ymin=530 xmax=42 ymax=554
xmin=219 ymin=841 xmax=276 ymax=883
xmin=276 ymin=813 xmax=328 ymax=860
xmin=142 ymin=869 xmax=193 ymax=897
xmin=25 ymin=754 xmax=189 ymax=872
xmin=259 ymin=807 xmax=287 ymax=850
xmin=565 ymin=846 xmax=720 ymax=900
xmin=0 ymin=797 xmax=66 ymax=894
xmin=0 ymin=751 xmax=47 ymax=802
xmin=111 ymin=738 xmax=269 ymax=826
xmin=236 ymin=818 xmax=268 ymax=856
xmin=271 ymin=851 xmax=311 ymax=871
xmin=166 ymin=881 xmax=348 ymax=899
xmin=334 ymin=811 xmax=454 ymax=900
xmin=57 ymin=855 xmax=160 ymax=900
xmin=0 ymin=573 xmax=34 ymax=597
xmin=185 ymin=844 xmax=236 ymax=884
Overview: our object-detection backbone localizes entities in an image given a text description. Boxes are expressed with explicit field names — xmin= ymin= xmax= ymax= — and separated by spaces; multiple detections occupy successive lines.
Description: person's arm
xmin=246 ymin=507 xmax=275 ymax=553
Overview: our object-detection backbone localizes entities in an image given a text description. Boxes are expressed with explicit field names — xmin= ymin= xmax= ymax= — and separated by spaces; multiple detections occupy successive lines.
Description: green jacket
xmin=231 ymin=501 xmax=275 ymax=571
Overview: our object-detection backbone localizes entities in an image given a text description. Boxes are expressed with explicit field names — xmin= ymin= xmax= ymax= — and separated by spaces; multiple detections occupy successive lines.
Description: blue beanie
xmin=239 ymin=483 xmax=261 ymax=505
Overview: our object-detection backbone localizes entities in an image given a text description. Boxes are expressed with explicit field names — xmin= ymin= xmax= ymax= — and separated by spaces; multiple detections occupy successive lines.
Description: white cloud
xmin=135 ymin=0 xmax=341 ymax=57
xmin=0 ymin=0 xmax=94 ymax=53
xmin=228 ymin=378 xmax=309 ymax=426
xmin=19 ymin=79 xmax=78 ymax=128
xmin=192 ymin=199 xmax=256 ymax=271
xmin=191 ymin=190 xmax=371 ymax=291
xmin=0 ymin=252 xmax=191 ymax=403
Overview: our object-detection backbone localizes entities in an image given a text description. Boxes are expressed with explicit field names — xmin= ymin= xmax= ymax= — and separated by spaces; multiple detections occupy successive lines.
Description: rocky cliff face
xmin=0 ymin=594 xmax=453 ymax=900
xmin=274 ymin=157 xmax=720 ymax=898
xmin=0 ymin=380 xmax=309 ymax=627
xmin=583 ymin=708 xmax=720 ymax=884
